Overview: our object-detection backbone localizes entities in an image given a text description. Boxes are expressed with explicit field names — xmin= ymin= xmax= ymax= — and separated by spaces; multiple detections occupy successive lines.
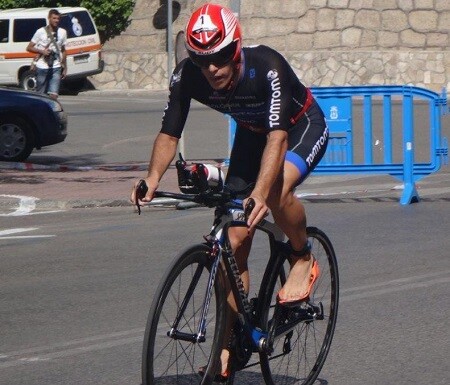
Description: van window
xmin=60 ymin=11 xmax=96 ymax=38
xmin=13 ymin=18 xmax=46 ymax=42
xmin=0 ymin=19 xmax=9 ymax=43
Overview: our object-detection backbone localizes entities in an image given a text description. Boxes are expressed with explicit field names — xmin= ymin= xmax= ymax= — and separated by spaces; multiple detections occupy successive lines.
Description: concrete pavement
xmin=1 ymin=158 xmax=449 ymax=213
xmin=1 ymin=88 xmax=448 ymax=212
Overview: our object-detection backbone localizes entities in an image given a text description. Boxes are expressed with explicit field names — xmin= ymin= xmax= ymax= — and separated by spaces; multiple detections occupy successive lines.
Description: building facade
xmin=91 ymin=0 xmax=450 ymax=93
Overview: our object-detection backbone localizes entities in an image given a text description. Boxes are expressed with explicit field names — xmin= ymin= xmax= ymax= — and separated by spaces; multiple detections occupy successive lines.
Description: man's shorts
xmin=36 ymin=67 xmax=61 ymax=96
xmin=226 ymin=99 xmax=328 ymax=194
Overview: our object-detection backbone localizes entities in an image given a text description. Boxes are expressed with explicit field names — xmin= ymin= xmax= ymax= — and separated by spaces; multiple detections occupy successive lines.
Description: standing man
xmin=27 ymin=9 xmax=67 ymax=99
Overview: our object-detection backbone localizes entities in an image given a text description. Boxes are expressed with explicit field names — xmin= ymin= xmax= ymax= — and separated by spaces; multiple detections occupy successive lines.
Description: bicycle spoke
xmin=260 ymin=227 xmax=339 ymax=385
xmin=143 ymin=245 xmax=225 ymax=385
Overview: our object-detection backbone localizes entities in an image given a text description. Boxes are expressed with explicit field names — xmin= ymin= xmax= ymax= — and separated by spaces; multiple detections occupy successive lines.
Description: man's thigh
xmin=226 ymin=126 xmax=266 ymax=194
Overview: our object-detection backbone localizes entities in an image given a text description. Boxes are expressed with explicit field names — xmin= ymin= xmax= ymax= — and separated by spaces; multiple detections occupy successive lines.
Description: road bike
xmin=138 ymin=174 xmax=339 ymax=385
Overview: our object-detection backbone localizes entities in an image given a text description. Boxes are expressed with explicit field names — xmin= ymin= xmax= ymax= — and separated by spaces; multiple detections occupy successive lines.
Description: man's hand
xmin=130 ymin=178 xmax=159 ymax=213
xmin=243 ymin=193 xmax=269 ymax=230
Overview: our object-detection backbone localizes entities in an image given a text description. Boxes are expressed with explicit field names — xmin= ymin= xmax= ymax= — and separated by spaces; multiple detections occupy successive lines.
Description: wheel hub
xmin=0 ymin=124 xmax=26 ymax=158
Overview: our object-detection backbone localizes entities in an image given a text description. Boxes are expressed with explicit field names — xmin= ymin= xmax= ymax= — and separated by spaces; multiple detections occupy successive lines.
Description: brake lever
xmin=135 ymin=179 xmax=148 ymax=215
xmin=244 ymin=198 xmax=255 ymax=224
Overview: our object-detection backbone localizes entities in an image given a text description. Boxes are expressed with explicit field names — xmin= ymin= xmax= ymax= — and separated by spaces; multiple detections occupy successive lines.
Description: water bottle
xmin=175 ymin=153 xmax=224 ymax=193
xmin=201 ymin=164 xmax=224 ymax=188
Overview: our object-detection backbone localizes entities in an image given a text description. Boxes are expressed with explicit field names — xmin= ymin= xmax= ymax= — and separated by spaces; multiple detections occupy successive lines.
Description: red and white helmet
xmin=185 ymin=3 xmax=242 ymax=67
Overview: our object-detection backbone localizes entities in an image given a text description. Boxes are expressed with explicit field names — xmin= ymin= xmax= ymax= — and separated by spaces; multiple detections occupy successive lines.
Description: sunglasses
xmin=188 ymin=41 xmax=238 ymax=68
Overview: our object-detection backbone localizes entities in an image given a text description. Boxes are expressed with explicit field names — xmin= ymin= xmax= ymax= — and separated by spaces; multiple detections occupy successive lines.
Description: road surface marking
xmin=0 ymin=271 xmax=448 ymax=368
xmin=0 ymin=227 xmax=55 ymax=240
xmin=0 ymin=195 xmax=64 ymax=216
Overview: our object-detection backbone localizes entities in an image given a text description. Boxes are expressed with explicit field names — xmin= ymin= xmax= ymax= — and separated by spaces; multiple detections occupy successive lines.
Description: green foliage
xmin=0 ymin=0 xmax=135 ymax=43
xmin=80 ymin=0 xmax=135 ymax=43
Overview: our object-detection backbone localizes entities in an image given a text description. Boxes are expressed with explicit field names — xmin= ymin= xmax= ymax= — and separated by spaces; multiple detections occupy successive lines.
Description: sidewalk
xmin=1 ymin=160 xmax=449 ymax=211
xmin=0 ymin=162 xmax=177 ymax=209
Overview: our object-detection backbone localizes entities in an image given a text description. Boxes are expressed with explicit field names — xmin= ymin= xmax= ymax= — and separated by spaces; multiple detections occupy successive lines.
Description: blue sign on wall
xmin=315 ymin=96 xmax=352 ymax=134
xmin=315 ymin=96 xmax=353 ymax=164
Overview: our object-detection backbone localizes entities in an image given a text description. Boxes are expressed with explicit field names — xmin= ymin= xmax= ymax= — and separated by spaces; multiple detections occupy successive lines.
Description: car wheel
xmin=0 ymin=116 xmax=35 ymax=162
xmin=19 ymin=70 xmax=37 ymax=91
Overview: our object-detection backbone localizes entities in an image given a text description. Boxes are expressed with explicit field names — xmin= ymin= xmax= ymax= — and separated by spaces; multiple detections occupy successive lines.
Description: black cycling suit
xmin=161 ymin=45 xmax=328 ymax=192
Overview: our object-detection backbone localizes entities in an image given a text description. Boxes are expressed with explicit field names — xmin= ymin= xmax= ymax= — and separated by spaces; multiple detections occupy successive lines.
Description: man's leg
xmin=218 ymin=124 xmax=263 ymax=374
xmin=35 ymin=68 xmax=47 ymax=94
xmin=46 ymin=67 xmax=61 ymax=100
xmin=217 ymin=226 xmax=253 ymax=375
xmin=268 ymin=161 xmax=314 ymax=302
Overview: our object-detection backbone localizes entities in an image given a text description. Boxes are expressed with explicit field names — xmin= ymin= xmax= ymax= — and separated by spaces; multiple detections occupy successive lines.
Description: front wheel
xmin=259 ymin=227 xmax=339 ymax=385
xmin=142 ymin=244 xmax=226 ymax=385
xmin=0 ymin=116 xmax=35 ymax=161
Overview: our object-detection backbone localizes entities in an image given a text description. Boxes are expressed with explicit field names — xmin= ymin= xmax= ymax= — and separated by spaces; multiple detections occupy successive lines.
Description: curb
xmin=0 ymin=161 xmax=148 ymax=172
xmin=77 ymin=89 xmax=168 ymax=98
xmin=0 ymin=160 xmax=227 ymax=172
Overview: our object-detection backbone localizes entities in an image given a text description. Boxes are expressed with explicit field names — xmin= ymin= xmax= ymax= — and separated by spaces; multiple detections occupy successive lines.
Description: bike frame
xmin=158 ymin=191 xmax=304 ymax=352
xmin=206 ymin=200 xmax=286 ymax=350
xmin=152 ymin=190 xmax=324 ymax=356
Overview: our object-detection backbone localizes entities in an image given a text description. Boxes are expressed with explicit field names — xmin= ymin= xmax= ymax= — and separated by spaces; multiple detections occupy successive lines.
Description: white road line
xmin=0 ymin=195 xmax=36 ymax=216
xmin=0 ymin=195 xmax=64 ymax=217
xmin=0 ymin=271 xmax=448 ymax=368
xmin=0 ymin=328 xmax=144 ymax=369
xmin=0 ymin=227 xmax=55 ymax=240
xmin=102 ymin=135 xmax=153 ymax=149
xmin=0 ymin=235 xmax=55 ymax=239
xmin=0 ymin=228 xmax=38 ymax=236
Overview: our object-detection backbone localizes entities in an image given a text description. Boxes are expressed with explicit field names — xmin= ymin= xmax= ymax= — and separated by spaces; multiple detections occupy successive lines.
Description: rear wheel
xmin=19 ymin=70 xmax=37 ymax=91
xmin=259 ymin=227 xmax=339 ymax=385
xmin=142 ymin=244 xmax=226 ymax=385
xmin=0 ymin=116 xmax=35 ymax=161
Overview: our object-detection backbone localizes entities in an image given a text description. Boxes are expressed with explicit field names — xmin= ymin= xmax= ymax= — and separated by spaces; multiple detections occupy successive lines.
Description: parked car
xmin=0 ymin=7 xmax=104 ymax=91
xmin=0 ymin=87 xmax=67 ymax=161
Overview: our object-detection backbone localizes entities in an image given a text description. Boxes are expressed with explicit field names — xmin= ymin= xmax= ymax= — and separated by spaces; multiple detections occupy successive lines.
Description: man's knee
xmin=228 ymin=227 xmax=252 ymax=250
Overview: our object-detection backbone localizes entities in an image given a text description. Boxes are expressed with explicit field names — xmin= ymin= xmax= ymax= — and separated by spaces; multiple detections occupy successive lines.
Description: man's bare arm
xmin=147 ymin=133 xmax=178 ymax=181
xmin=130 ymin=132 xmax=179 ymax=203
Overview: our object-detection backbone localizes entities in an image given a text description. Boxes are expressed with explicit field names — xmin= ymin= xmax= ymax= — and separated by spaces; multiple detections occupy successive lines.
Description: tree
xmin=0 ymin=0 xmax=135 ymax=43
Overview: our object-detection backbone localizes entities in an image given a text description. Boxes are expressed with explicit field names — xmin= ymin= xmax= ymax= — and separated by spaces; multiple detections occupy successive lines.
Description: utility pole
xmin=229 ymin=0 xmax=241 ymax=17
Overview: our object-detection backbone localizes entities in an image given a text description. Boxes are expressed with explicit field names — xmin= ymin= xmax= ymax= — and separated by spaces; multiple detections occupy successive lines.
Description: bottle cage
xmin=175 ymin=153 xmax=223 ymax=194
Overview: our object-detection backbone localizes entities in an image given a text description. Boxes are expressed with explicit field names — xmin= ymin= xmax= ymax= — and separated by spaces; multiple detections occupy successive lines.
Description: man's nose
xmin=206 ymin=63 xmax=219 ymax=72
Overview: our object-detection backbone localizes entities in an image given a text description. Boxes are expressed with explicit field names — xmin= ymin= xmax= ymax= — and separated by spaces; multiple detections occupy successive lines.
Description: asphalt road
xmin=25 ymin=91 xmax=447 ymax=166
xmin=1 ymin=92 xmax=449 ymax=385
xmin=27 ymin=92 xmax=231 ymax=166
xmin=0 ymin=202 xmax=449 ymax=385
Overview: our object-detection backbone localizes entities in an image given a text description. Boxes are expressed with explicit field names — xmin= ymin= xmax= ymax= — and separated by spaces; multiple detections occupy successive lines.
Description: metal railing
xmin=228 ymin=85 xmax=448 ymax=205
xmin=312 ymin=85 xmax=448 ymax=204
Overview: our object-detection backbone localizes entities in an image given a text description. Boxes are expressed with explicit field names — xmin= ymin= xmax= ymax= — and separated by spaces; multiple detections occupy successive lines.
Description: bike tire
xmin=142 ymin=244 xmax=227 ymax=385
xmin=259 ymin=227 xmax=339 ymax=385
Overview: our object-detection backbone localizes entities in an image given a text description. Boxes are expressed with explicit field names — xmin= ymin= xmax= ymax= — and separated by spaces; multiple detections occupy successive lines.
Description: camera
xmin=46 ymin=52 xmax=57 ymax=67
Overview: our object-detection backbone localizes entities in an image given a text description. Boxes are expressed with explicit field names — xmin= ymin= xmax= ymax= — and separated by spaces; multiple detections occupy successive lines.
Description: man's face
xmin=201 ymin=62 xmax=235 ymax=91
xmin=48 ymin=14 xmax=61 ymax=29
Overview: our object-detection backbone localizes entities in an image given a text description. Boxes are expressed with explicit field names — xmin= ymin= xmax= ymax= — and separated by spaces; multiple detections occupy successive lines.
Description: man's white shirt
xmin=31 ymin=27 xmax=67 ymax=69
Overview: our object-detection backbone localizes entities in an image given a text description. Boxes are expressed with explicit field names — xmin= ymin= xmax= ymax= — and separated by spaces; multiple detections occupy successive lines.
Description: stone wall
xmin=91 ymin=0 xmax=450 ymax=93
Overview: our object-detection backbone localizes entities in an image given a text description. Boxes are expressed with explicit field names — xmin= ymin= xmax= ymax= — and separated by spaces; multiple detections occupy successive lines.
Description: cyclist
xmin=131 ymin=3 xmax=328 ymax=380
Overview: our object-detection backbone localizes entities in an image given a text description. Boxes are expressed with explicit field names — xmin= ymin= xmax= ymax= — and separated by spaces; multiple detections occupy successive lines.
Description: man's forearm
xmin=253 ymin=131 xmax=288 ymax=199
xmin=147 ymin=133 xmax=178 ymax=183
xmin=27 ymin=44 xmax=41 ymax=54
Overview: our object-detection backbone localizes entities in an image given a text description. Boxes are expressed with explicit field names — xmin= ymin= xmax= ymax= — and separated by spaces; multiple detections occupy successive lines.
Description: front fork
xmin=167 ymin=241 xmax=222 ymax=343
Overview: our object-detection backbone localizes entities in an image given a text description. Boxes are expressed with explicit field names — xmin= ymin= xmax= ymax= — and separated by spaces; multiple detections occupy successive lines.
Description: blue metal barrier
xmin=312 ymin=85 xmax=448 ymax=204
xmin=227 ymin=85 xmax=448 ymax=205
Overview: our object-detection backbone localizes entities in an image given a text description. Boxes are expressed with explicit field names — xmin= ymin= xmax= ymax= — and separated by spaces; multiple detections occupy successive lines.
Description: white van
xmin=0 ymin=7 xmax=104 ymax=90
